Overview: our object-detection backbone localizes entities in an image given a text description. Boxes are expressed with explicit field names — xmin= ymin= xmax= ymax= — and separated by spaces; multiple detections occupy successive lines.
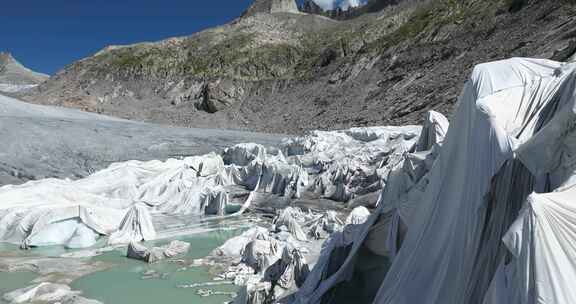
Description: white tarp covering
xmin=294 ymin=110 xmax=448 ymax=303
xmin=374 ymin=58 xmax=576 ymax=304
xmin=108 ymin=204 xmax=156 ymax=245
xmin=223 ymin=143 xmax=268 ymax=166
xmin=274 ymin=207 xmax=309 ymax=241
xmin=296 ymin=58 xmax=576 ymax=304
xmin=307 ymin=211 xmax=344 ymax=240
xmin=486 ymin=188 xmax=576 ymax=304
xmin=282 ymin=126 xmax=421 ymax=203
xmin=0 ymin=102 xmax=421 ymax=259
xmin=0 ymin=150 xmax=311 ymax=248
xmin=414 ymin=110 xmax=449 ymax=151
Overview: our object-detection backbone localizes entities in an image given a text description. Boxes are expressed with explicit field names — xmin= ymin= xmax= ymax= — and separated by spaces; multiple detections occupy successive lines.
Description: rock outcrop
xmin=127 ymin=240 xmax=191 ymax=263
xmin=299 ymin=0 xmax=398 ymax=20
xmin=243 ymin=0 xmax=300 ymax=17
xmin=0 ymin=52 xmax=48 ymax=93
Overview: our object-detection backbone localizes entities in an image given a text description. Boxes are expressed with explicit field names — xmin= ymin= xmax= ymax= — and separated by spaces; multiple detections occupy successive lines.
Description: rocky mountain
xmin=299 ymin=0 xmax=400 ymax=20
xmin=0 ymin=52 xmax=48 ymax=93
xmin=299 ymin=0 xmax=325 ymax=15
xmin=244 ymin=0 xmax=301 ymax=16
xmin=20 ymin=0 xmax=576 ymax=134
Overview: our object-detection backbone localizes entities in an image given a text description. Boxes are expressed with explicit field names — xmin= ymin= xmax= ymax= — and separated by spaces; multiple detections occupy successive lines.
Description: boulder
xmin=127 ymin=240 xmax=190 ymax=263
xmin=196 ymin=79 xmax=245 ymax=113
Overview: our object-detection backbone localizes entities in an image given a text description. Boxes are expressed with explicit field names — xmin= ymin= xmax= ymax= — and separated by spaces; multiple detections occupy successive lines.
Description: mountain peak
xmin=0 ymin=52 xmax=48 ymax=91
xmin=0 ymin=52 xmax=16 ymax=66
xmin=300 ymin=0 xmax=399 ymax=20
xmin=242 ymin=0 xmax=300 ymax=17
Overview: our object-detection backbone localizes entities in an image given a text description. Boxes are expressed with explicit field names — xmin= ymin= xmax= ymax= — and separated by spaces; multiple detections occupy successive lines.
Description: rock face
xmin=300 ymin=0 xmax=398 ymax=20
xmin=299 ymin=0 xmax=324 ymax=15
xmin=0 ymin=52 xmax=48 ymax=93
xmin=243 ymin=0 xmax=300 ymax=17
xmin=20 ymin=1 xmax=576 ymax=134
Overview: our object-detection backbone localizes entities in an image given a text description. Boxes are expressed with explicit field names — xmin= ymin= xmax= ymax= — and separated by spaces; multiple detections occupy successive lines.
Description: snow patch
xmin=0 ymin=83 xmax=38 ymax=93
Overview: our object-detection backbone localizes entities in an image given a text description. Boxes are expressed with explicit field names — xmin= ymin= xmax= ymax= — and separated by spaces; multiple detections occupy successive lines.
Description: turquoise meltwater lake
xmin=0 ymin=227 xmax=245 ymax=304
xmin=0 ymin=271 xmax=38 ymax=304
xmin=71 ymin=229 xmax=243 ymax=304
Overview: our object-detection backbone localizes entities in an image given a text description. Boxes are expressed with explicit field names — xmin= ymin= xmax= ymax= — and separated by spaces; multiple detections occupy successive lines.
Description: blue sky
xmin=0 ymin=0 xmax=356 ymax=75
xmin=0 ymin=0 xmax=255 ymax=74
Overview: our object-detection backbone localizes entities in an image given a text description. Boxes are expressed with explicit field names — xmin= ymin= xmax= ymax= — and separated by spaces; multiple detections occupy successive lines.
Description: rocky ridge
xmin=299 ymin=0 xmax=400 ymax=20
xmin=20 ymin=0 xmax=576 ymax=134
xmin=0 ymin=52 xmax=48 ymax=93
xmin=244 ymin=0 xmax=301 ymax=17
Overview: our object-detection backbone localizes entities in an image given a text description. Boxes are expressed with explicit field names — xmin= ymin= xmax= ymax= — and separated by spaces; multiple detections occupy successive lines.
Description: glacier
xmin=4 ymin=57 xmax=576 ymax=304
xmin=0 ymin=121 xmax=419 ymax=251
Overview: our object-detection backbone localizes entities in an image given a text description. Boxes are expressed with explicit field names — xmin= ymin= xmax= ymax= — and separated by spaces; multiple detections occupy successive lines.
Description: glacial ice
xmin=4 ymin=56 xmax=576 ymax=304
xmin=0 ymin=120 xmax=418 ymax=250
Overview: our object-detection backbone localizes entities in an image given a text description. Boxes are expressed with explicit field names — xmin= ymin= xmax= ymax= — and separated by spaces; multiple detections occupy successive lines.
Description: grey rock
xmin=0 ymin=52 xmax=48 ymax=85
xmin=242 ymin=0 xmax=300 ymax=17
xmin=127 ymin=240 xmax=191 ymax=263
xmin=300 ymin=0 xmax=400 ymax=20
xmin=0 ymin=52 xmax=48 ymax=93
xmin=197 ymin=79 xmax=246 ymax=113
